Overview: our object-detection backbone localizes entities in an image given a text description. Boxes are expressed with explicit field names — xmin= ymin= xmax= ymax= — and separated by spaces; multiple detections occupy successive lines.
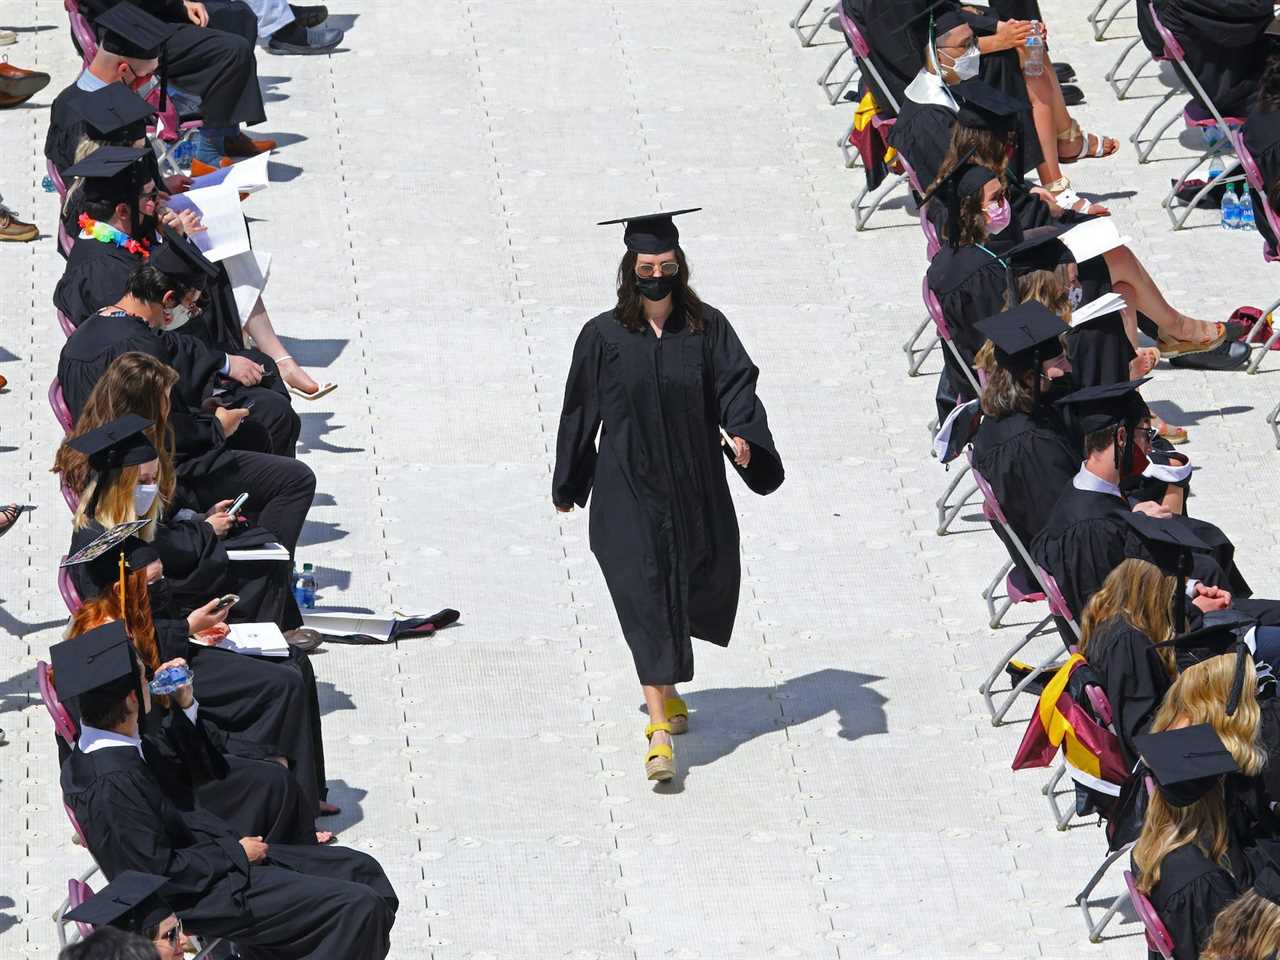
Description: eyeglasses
xmin=155 ymin=918 xmax=182 ymax=947
xmin=139 ymin=188 xmax=159 ymax=203
xmin=635 ymin=261 xmax=679 ymax=279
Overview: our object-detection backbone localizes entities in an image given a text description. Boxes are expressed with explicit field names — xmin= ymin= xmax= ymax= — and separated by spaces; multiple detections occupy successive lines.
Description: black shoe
xmin=1169 ymin=339 xmax=1250 ymax=371
xmin=1053 ymin=61 xmax=1076 ymax=83
xmin=267 ymin=22 xmax=343 ymax=54
xmin=289 ymin=3 xmax=329 ymax=27
xmin=1061 ymin=84 xmax=1085 ymax=107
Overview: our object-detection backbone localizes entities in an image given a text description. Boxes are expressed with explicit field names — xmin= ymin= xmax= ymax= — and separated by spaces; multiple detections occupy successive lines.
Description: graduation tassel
xmin=158 ymin=44 xmax=168 ymax=114
xmin=117 ymin=548 xmax=127 ymax=612
xmin=1174 ymin=549 xmax=1187 ymax=636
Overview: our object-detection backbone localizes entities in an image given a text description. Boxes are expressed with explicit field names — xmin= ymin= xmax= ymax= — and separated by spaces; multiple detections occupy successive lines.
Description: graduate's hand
xmin=1192 ymin=584 xmax=1232 ymax=613
xmin=992 ymin=19 xmax=1033 ymax=50
xmin=554 ymin=504 xmax=574 ymax=513
xmin=1132 ymin=500 xmax=1173 ymax=519
xmin=731 ymin=436 xmax=751 ymax=467
xmin=184 ymin=1 xmax=210 ymax=27
xmin=188 ymin=597 xmax=231 ymax=636
xmin=214 ymin=406 xmax=250 ymax=438
xmin=159 ymin=207 xmax=206 ymax=236
xmin=163 ymin=173 xmax=192 ymax=195
xmin=239 ymin=836 xmax=268 ymax=863
xmin=158 ymin=657 xmax=195 ymax=708
xmin=227 ymin=355 xmax=265 ymax=386
xmin=204 ymin=501 xmax=235 ymax=538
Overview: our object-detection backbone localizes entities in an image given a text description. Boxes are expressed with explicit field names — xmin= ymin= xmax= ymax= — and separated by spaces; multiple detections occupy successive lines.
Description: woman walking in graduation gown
xmin=552 ymin=209 xmax=784 ymax=782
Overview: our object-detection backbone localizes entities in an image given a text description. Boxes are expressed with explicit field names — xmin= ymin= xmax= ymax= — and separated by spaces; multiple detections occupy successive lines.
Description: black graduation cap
xmin=976 ymin=301 xmax=1066 ymax=368
xmin=64 ymin=871 xmax=171 ymax=934
xmin=1006 ymin=230 xmax=1074 ymax=277
xmin=72 ymin=84 xmax=156 ymax=144
xmin=1122 ymin=512 xmax=1209 ymax=633
xmin=69 ymin=533 xmax=160 ymax=596
xmin=95 ymin=2 xmax=177 ymax=59
xmin=597 ymin=208 xmax=700 ymax=254
xmin=1056 ymin=378 xmax=1151 ymax=474
xmin=60 ymin=519 xmax=154 ymax=569
xmin=1160 ymin=619 xmax=1255 ymax=715
xmin=953 ymin=78 xmax=1023 ymax=133
xmin=49 ymin=619 xmax=139 ymax=702
xmin=887 ymin=0 xmax=967 ymax=37
xmin=151 ymin=226 xmax=219 ymax=288
xmin=1133 ymin=723 xmax=1240 ymax=808
xmin=68 ymin=415 xmax=156 ymax=472
xmin=62 ymin=145 xmax=153 ymax=207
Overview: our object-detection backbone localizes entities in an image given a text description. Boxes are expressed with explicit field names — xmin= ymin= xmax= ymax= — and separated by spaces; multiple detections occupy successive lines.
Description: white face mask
xmin=1068 ymin=285 xmax=1084 ymax=309
xmin=937 ymin=42 xmax=980 ymax=82
xmin=163 ymin=303 xmax=194 ymax=331
xmin=134 ymin=482 xmax=159 ymax=517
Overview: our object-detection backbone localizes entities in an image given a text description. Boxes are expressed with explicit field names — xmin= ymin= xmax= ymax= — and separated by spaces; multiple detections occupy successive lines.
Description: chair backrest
xmin=838 ymin=8 xmax=902 ymax=115
xmin=67 ymin=878 xmax=95 ymax=940
xmin=922 ymin=277 xmax=952 ymax=341
xmin=61 ymin=479 xmax=81 ymax=514
xmin=1231 ymin=128 xmax=1280 ymax=262
xmin=58 ymin=559 xmax=83 ymax=615
xmin=57 ymin=310 xmax=76 ymax=338
xmin=58 ymin=219 xmax=74 ymax=260
xmin=65 ymin=0 xmax=98 ymax=67
xmin=49 ymin=378 xmax=74 ymax=433
xmin=47 ymin=158 xmax=66 ymax=199
xmin=37 ymin=660 xmax=79 ymax=747
xmin=1147 ymin=2 xmax=1184 ymax=62
xmin=968 ymin=457 xmax=1009 ymax=525
xmin=1123 ymin=870 xmax=1175 ymax=959
xmin=64 ymin=802 xmax=91 ymax=850
xmin=1085 ymin=682 xmax=1114 ymax=727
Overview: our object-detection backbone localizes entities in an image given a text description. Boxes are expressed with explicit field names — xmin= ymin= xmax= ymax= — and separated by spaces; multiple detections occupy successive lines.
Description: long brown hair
xmin=1202 ymin=889 xmax=1280 ymax=960
xmin=613 ymin=246 xmax=705 ymax=333
xmin=1079 ymin=558 xmax=1177 ymax=676
xmin=53 ymin=352 xmax=178 ymax=500
xmin=65 ymin=574 xmax=168 ymax=708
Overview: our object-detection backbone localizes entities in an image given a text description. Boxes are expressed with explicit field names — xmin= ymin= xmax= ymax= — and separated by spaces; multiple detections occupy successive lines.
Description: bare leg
xmin=1162 ymin=484 xmax=1186 ymax=514
xmin=643 ymin=685 xmax=671 ymax=753
xmin=1102 ymin=247 xmax=1216 ymax=343
xmin=242 ymin=296 xmax=323 ymax=395
xmin=1026 ymin=65 xmax=1068 ymax=188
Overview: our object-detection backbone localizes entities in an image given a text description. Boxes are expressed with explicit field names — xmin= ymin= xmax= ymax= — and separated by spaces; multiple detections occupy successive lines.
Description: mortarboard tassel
xmin=1226 ymin=644 xmax=1247 ymax=716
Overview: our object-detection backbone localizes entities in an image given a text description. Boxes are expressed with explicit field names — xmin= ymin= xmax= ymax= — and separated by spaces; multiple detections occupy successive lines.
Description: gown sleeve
xmin=1097 ymin=624 xmax=1169 ymax=768
xmin=1162 ymin=871 xmax=1242 ymax=960
xmin=708 ymin=310 xmax=785 ymax=496
xmin=551 ymin=322 xmax=604 ymax=508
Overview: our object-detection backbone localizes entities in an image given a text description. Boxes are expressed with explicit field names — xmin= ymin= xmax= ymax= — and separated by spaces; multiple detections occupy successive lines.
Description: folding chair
xmin=1229 ymin=131 xmax=1280 ymax=379
xmin=1124 ymin=870 xmax=1175 ymax=959
xmin=59 ymin=219 xmax=74 ymax=259
xmin=929 ymin=287 xmax=982 ymax=535
xmin=1090 ymin=0 xmax=1133 ymax=40
xmin=65 ymin=0 xmax=98 ymax=67
xmin=47 ymin=158 xmax=66 ymax=200
xmin=57 ymin=876 xmax=224 ymax=958
xmin=1106 ymin=37 xmax=1153 ymax=101
xmin=37 ymin=660 xmax=78 ymax=747
xmin=900 ymin=157 xmax=942 ymax=374
xmin=817 ymin=37 xmax=860 ymax=106
xmin=836 ymin=11 xmax=910 ymax=230
xmin=793 ymin=0 xmax=838 ymax=47
xmin=1079 ymin=842 xmax=1135 ymax=942
xmin=61 ymin=480 xmax=81 ymax=514
xmin=58 ymin=310 xmax=75 ymax=338
xmin=59 ymin=559 xmax=83 ymax=614
xmin=50 ymin=377 xmax=74 ymax=434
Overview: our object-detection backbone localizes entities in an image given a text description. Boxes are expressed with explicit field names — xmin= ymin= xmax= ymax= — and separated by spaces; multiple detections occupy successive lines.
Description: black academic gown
xmin=1030 ymin=483 xmax=1249 ymax=619
xmin=67 ymin=522 xmax=323 ymax=809
xmin=1082 ymin=615 xmax=1171 ymax=770
xmin=61 ymin=725 xmax=398 ymax=960
xmin=45 ymin=81 xmax=96 ymax=176
xmin=552 ymin=305 xmax=783 ymax=686
xmin=1244 ymin=108 xmax=1280 ymax=256
xmin=1160 ymin=0 xmax=1271 ymax=118
xmin=1144 ymin=841 xmax=1246 ymax=960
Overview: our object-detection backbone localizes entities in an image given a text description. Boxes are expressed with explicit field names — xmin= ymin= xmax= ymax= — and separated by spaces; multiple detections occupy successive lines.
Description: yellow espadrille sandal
xmin=664 ymin=696 xmax=689 ymax=735
xmin=644 ymin=722 xmax=676 ymax=782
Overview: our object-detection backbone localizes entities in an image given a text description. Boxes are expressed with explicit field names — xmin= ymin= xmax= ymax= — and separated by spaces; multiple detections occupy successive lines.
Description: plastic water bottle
xmin=295 ymin=563 xmax=316 ymax=609
xmin=1024 ymin=23 xmax=1044 ymax=77
xmin=1221 ymin=184 xmax=1239 ymax=229
xmin=41 ymin=175 xmax=56 ymax=193
xmin=149 ymin=664 xmax=193 ymax=695
xmin=1238 ymin=186 xmax=1256 ymax=232
xmin=1208 ymin=154 xmax=1225 ymax=184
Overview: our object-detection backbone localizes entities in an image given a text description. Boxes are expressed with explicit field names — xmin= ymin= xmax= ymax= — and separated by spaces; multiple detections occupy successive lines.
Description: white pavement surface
xmin=1 ymin=1 xmax=1278 ymax=957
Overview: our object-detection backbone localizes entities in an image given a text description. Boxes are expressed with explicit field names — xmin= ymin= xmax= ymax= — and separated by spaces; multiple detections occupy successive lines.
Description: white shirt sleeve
xmin=182 ymin=699 xmax=200 ymax=724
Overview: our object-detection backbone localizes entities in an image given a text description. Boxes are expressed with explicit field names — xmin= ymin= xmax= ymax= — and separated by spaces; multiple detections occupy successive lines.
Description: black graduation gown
xmin=45 ymin=80 xmax=95 ymax=176
xmin=1030 ymin=484 xmax=1246 ymax=618
xmin=1082 ymin=614 xmax=1171 ymax=770
xmin=552 ymin=305 xmax=783 ymax=686
xmin=971 ymin=408 xmax=1078 ymax=548
xmin=1244 ymin=108 xmax=1280 ymax=256
xmin=1143 ymin=841 xmax=1245 ymax=960
xmin=1160 ymin=0 xmax=1271 ymax=117
xmin=61 ymin=733 xmax=398 ymax=960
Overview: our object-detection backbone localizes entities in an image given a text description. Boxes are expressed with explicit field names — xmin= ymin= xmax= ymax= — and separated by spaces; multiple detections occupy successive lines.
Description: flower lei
xmin=78 ymin=213 xmax=150 ymax=258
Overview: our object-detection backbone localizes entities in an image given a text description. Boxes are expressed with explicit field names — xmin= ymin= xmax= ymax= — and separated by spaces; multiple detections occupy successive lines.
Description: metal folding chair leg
xmin=1132 ymin=90 xmax=1181 ymax=163
xmin=1093 ymin=0 xmax=1133 ymax=40
xmin=979 ymin=615 xmax=1067 ymax=725
xmin=838 ymin=116 xmax=860 ymax=167
xmin=1165 ymin=157 xmax=1246 ymax=229
xmin=1086 ymin=0 xmax=1110 ymax=25
xmin=1246 ymin=294 xmax=1280 ymax=374
xmin=789 ymin=0 xmax=819 ymax=32
xmin=1265 ymin=397 xmax=1280 ymax=449
xmin=1041 ymin=758 xmax=1066 ymax=796
xmin=982 ymin=558 xmax=1015 ymax=627
xmin=905 ymin=312 xmax=940 ymax=376
xmin=798 ymin=2 xmax=837 ymax=46
xmin=936 ymin=470 xmax=977 ymax=536
xmin=853 ymin=171 xmax=906 ymax=230
xmin=1078 ymin=844 xmax=1136 ymax=942
xmin=819 ymin=47 xmax=858 ymax=105
xmin=1114 ymin=48 xmax=1155 ymax=100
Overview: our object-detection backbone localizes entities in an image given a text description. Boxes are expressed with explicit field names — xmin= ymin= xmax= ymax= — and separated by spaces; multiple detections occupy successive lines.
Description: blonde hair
xmin=1202 ymin=889 xmax=1280 ymax=960
xmin=1079 ymin=559 xmax=1177 ymax=677
xmin=1133 ymin=654 xmax=1264 ymax=893
xmin=73 ymin=462 xmax=162 ymax=541
xmin=1017 ymin=266 xmax=1071 ymax=323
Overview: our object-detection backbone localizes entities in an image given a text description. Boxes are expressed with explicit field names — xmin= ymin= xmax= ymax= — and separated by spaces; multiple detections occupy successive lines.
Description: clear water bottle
xmin=1238 ymin=186 xmax=1255 ymax=231
xmin=295 ymin=562 xmax=317 ymax=609
xmin=41 ymin=175 xmax=56 ymax=193
xmin=149 ymin=664 xmax=193 ymax=695
xmin=1220 ymin=184 xmax=1239 ymax=229
xmin=172 ymin=138 xmax=195 ymax=173
xmin=1024 ymin=23 xmax=1044 ymax=77
xmin=1208 ymin=154 xmax=1225 ymax=183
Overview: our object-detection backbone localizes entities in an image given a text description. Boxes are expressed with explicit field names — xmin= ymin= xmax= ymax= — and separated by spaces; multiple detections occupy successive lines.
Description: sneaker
xmin=0 ymin=207 xmax=37 ymax=242
xmin=267 ymin=23 xmax=343 ymax=55
xmin=288 ymin=3 xmax=329 ymax=27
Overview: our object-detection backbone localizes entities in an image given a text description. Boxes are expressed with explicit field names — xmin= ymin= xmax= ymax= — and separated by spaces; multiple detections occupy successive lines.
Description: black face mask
xmin=1039 ymin=372 xmax=1075 ymax=405
xmin=147 ymin=577 xmax=174 ymax=615
xmin=135 ymin=212 xmax=158 ymax=242
xmin=636 ymin=275 xmax=677 ymax=301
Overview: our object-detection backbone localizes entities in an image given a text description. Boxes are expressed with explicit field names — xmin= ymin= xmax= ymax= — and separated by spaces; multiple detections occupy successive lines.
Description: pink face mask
xmin=983 ymin=198 xmax=1012 ymax=235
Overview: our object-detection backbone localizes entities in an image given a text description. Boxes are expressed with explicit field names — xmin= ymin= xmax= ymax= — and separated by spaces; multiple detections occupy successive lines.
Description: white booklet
xmin=1060 ymin=218 xmax=1131 ymax=264
xmin=190 ymin=622 xmax=290 ymax=658
xmin=189 ymin=152 xmax=271 ymax=195
xmin=1070 ymin=292 xmax=1128 ymax=327
xmin=163 ymin=182 xmax=250 ymax=262
xmin=226 ymin=541 xmax=290 ymax=562
xmin=301 ymin=612 xmax=398 ymax=641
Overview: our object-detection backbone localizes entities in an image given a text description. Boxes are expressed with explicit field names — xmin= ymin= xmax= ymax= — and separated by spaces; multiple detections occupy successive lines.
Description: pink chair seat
xmin=58 ymin=559 xmax=83 ymax=615
xmin=65 ymin=0 xmax=98 ymax=67
xmin=1124 ymin=870 xmax=1175 ymax=959
xmin=1006 ymin=567 xmax=1046 ymax=605
xmin=49 ymin=378 xmax=74 ymax=433
xmin=67 ymin=878 xmax=95 ymax=939
xmin=37 ymin=660 xmax=78 ymax=747
xmin=57 ymin=311 xmax=76 ymax=338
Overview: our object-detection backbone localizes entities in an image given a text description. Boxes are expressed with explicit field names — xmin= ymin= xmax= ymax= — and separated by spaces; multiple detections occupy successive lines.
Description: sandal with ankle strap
xmin=644 ymin=722 xmax=676 ymax=781
xmin=275 ymin=355 xmax=338 ymax=401
xmin=0 ymin=503 xmax=22 ymax=540
xmin=665 ymin=696 xmax=689 ymax=735
xmin=1057 ymin=119 xmax=1118 ymax=163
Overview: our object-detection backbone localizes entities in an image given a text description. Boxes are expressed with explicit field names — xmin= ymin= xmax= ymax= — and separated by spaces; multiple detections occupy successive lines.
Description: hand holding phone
xmin=225 ymin=493 xmax=249 ymax=520
xmin=212 ymin=593 xmax=239 ymax=612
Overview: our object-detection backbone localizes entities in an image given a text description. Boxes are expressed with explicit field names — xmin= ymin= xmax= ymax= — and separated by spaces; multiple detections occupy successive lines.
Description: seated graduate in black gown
xmin=61 ymin=572 xmax=324 ymax=846
xmin=55 ymin=623 xmax=399 ymax=960
xmin=54 ymin=146 xmax=302 ymax=442
xmin=1157 ymin=0 xmax=1272 ymax=119
xmin=1201 ymin=864 xmax=1280 ymax=960
xmin=49 ymin=2 xmax=269 ymax=173
xmin=63 ymin=870 xmax=191 ymax=957
xmin=63 ymin=419 xmax=329 ymax=817
xmin=1245 ymin=51 xmax=1280 ymax=256
xmin=1030 ymin=381 xmax=1259 ymax=620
